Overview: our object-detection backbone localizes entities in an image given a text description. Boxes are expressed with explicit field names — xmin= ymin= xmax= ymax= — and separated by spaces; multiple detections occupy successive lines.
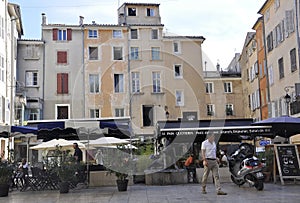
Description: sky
xmin=11 ymin=0 xmax=266 ymax=70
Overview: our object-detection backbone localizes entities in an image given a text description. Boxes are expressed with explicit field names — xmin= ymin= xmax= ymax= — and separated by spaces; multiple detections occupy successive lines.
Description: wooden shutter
xmin=67 ymin=29 xmax=72 ymax=41
xmin=62 ymin=73 xmax=69 ymax=94
xmin=57 ymin=73 xmax=62 ymax=94
xmin=57 ymin=51 xmax=67 ymax=64
xmin=53 ymin=28 xmax=58 ymax=40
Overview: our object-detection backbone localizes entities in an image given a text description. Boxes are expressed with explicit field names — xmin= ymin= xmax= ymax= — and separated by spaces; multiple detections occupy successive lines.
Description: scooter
xmin=228 ymin=143 xmax=264 ymax=191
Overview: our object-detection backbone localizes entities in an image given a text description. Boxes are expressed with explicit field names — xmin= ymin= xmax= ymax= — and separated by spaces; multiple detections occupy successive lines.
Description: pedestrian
xmin=73 ymin=143 xmax=83 ymax=163
xmin=201 ymin=133 xmax=227 ymax=195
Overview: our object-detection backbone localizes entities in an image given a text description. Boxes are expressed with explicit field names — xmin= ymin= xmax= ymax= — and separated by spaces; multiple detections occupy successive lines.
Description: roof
xmin=120 ymin=2 xmax=160 ymax=7
xmin=163 ymin=36 xmax=206 ymax=41
xmin=257 ymin=0 xmax=271 ymax=14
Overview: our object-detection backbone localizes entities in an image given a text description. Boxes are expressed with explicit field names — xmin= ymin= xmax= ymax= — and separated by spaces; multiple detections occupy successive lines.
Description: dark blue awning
xmin=100 ymin=121 xmax=129 ymax=130
xmin=38 ymin=121 xmax=65 ymax=130
xmin=11 ymin=126 xmax=38 ymax=134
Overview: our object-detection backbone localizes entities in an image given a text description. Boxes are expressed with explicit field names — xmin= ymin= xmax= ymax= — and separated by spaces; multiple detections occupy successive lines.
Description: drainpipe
xmin=41 ymin=13 xmax=46 ymax=120
xmin=80 ymin=17 xmax=85 ymax=118
xmin=294 ymin=0 xmax=300 ymax=80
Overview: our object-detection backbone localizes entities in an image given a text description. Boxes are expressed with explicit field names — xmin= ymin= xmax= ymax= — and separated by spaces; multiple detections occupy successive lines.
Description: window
xmin=57 ymin=73 xmax=68 ymax=94
xmin=113 ymin=47 xmax=123 ymax=60
xmin=151 ymin=29 xmax=158 ymax=39
xmin=132 ymin=72 xmax=140 ymax=93
xmin=113 ymin=30 xmax=122 ymax=38
xmin=89 ymin=74 xmax=100 ymax=93
xmin=25 ymin=71 xmax=38 ymax=86
xmin=205 ymin=82 xmax=214 ymax=94
xmin=290 ymin=48 xmax=297 ymax=72
xmin=286 ymin=10 xmax=295 ymax=35
xmin=0 ymin=56 xmax=4 ymax=82
xmin=52 ymin=28 xmax=72 ymax=41
xmin=115 ymin=108 xmax=125 ymax=117
xmin=275 ymin=23 xmax=283 ymax=46
xmin=57 ymin=51 xmax=67 ymax=64
xmin=146 ymin=8 xmax=155 ymax=16
xmin=0 ymin=16 xmax=3 ymax=39
xmin=130 ymin=29 xmax=138 ymax=39
xmin=88 ymin=29 xmax=98 ymax=38
xmin=114 ymin=74 xmax=124 ymax=93
xmin=142 ymin=105 xmax=154 ymax=127
xmin=265 ymin=9 xmax=270 ymax=22
xmin=90 ymin=109 xmax=100 ymax=118
xmin=128 ymin=8 xmax=137 ymax=16
xmin=225 ymin=104 xmax=233 ymax=116
xmin=152 ymin=72 xmax=161 ymax=93
xmin=175 ymin=90 xmax=184 ymax=106
xmin=89 ymin=47 xmax=98 ymax=60
xmin=25 ymin=45 xmax=39 ymax=59
xmin=29 ymin=109 xmax=39 ymax=120
xmin=267 ymin=32 xmax=273 ymax=52
xmin=278 ymin=57 xmax=284 ymax=79
xmin=224 ymin=82 xmax=232 ymax=93
xmin=207 ymin=104 xmax=215 ymax=116
xmin=173 ymin=41 xmax=180 ymax=53
xmin=174 ymin=64 xmax=183 ymax=78
xmin=56 ymin=105 xmax=69 ymax=119
xmin=268 ymin=66 xmax=274 ymax=85
xmin=275 ymin=0 xmax=280 ymax=10
xmin=130 ymin=47 xmax=139 ymax=60
xmin=151 ymin=47 xmax=160 ymax=60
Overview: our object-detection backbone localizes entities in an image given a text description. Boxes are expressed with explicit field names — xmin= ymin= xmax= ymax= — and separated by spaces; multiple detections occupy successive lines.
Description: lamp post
xmin=284 ymin=93 xmax=291 ymax=116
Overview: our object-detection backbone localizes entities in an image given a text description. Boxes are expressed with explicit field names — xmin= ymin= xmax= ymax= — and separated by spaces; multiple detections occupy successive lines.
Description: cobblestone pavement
xmin=1 ymin=182 xmax=300 ymax=203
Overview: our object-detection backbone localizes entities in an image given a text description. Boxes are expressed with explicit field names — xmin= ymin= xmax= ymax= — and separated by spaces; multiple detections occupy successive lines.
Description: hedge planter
xmin=0 ymin=184 xmax=9 ymax=197
xmin=116 ymin=179 xmax=128 ymax=192
xmin=59 ymin=182 xmax=69 ymax=193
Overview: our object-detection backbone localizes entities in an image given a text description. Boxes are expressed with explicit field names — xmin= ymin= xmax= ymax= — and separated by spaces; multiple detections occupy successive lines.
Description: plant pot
xmin=0 ymin=184 xmax=9 ymax=197
xmin=263 ymin=171 xmax=272 ymax=182
xmin=59 ymin=182 xmax=69 ymax=193
xmin=116 ymin=179 xmax=128 ymax=192
xmin=133 ymin=175 xmax=145 ymax=184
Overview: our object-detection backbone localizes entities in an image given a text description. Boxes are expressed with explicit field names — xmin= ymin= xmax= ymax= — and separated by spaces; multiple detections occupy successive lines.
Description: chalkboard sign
xmin=274 ymin=144 xmax=300 ymax=184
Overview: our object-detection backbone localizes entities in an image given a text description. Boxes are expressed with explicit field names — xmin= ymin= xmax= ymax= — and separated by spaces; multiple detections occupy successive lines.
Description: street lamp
xmin=284 ymin=93 xmax=291 ymax=116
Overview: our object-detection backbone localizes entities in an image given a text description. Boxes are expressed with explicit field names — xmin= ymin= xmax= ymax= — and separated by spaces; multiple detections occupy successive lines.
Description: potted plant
xmin=0 ymin=160 xmax=13 ymax=197
xmin=258 ymin=148 xmax=274 ymax=182
xmin=105 ymin=148 xmax=133 ymax=192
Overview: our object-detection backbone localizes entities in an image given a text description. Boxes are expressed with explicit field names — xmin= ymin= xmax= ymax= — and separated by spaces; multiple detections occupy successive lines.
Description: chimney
xmin=216 ymin=63 xmax=220 ymax=72
xmin=79 ymin=16 xmax=84 ymax=26
xmin=92 ymin=21 xmax=96 ymax=25
xmin=41 ymin=13 xmax=46 ymax=25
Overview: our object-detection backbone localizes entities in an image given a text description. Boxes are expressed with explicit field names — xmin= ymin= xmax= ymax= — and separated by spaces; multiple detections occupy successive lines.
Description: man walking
xmin=201 ymin=133 xmax=227 ymax=195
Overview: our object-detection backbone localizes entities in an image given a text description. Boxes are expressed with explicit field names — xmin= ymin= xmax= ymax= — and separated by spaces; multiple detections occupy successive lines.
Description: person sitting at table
xmin=15 ymin=158 xmax=29 ymax=189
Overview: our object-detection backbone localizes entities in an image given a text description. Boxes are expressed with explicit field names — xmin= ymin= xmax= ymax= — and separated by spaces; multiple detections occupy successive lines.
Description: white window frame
xmin=151 ymin=29 xmax=159 ymax=40
xmin=115 ymin=108 xmax=125 ymax=117
xmin=0 ymin=55 xmax=4 ymax=82
xmin=113 ymin=30 xmax=122 ymax=38
xmin=131 ymin=72 xmax=140 ymax=93
xmin=90 ymin=109 xmax=100 ymax=118
xmin=58 ymin=29 xmax=67 ymax=41
xmin=25 ymin=44 xmax=39 ymax=59
xmin=268 ymin=65 xmax=274 ymax=85
xmin=130 ymin=28 xmax=138 ymax=39
xmin=173 ymin=41 xmax=181 ymax=54
xmin=151 ymin=47 xmax=160 ymax=60
xmin=25 ymin=71 xmax=38 ymax=87
xmin=88 ymin=29 xmax=98 ymax=38
xmin=128 ymin=7 xmax=137 ymax=16
xmin=28 ymin=109 xmax=40 ymax=120
xmin=207 ymin=104 xmax=215 ymax=116
xmin=89 ymin=74 xmax=100 ymax=93
xmin=175 ymin=90 xmax=184 ymax=106
xmin=152 ymin=72 xmax=161 ymax=93
xmin=146 ymin=8 xmax=155 ymax=16
xmin=89 ymin=46 xmax=99 ymax=60
xmin=174 ymin=64 xmax=183 ymax=79
xmin=224 ymin=82 xmax=232 ymax=93
xmin=205 ymin=82 xmax=214 ymax=94
xmin=55 ymin=104 xmax=70 ymax=120
xmin=114 ymin=74 xmax=124 ymax=93
xmin=130 ymin=47 xmax=139 ymax=60
xmin=225 ymin=104 xmax=234 ymax=116
xmin=113 ymin=46 xmax=123 ymax=60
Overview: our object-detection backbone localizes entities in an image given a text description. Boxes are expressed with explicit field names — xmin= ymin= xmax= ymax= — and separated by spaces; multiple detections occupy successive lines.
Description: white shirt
xmin=201 ymin=139 xmax=217 ymax=159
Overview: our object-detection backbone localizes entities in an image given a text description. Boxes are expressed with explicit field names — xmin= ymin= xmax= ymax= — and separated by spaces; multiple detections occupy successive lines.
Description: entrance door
xmin=142 ymin=105 xmax=154 ymax=127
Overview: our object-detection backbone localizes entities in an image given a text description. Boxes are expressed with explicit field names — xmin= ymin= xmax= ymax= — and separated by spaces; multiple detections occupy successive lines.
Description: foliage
xmin=46 ymin=145 xmax=79 ymax=182
xmin=257 ymin=148 xmax=274 ymax=172
xmin=104 ymin=147 xmax=134 ymax=181
xmin=135 ymin=155 xmax=152 ymax=174
xmin=0 ymin=160 xmax=13 ymax=185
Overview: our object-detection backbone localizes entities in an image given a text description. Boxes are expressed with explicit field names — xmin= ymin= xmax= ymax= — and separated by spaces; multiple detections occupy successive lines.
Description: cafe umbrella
xmin=251 ymin=116 xmax=300 ymax=140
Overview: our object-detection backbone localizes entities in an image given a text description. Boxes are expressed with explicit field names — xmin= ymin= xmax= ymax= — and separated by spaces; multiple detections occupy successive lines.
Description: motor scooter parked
xmin=228 ymin=143 xmax=264 ymax=191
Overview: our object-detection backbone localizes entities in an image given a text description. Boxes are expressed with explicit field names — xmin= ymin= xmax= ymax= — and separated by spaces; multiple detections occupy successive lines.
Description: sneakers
xmin=202 ymin=187 xmax=207 ymax=194
xmin=217 ymin=190 xmax=227 ymax=195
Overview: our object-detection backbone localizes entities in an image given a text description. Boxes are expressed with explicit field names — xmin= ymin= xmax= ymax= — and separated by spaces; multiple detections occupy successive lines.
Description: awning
xmin=99 ymin=121 xmax=131 ymax=139
xmin=38 ymin=121 xmax=65 ymax=130
xmin=11 ymin=126 xmax=38 ymax=134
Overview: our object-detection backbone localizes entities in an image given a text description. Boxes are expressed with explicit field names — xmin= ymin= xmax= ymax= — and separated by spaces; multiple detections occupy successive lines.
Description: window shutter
xmin=57 ymin=51 xmax=67 ymax=64
xmin=53 ymin=28 xmax=58 ymax=40
xmin=57 ymin=73 xmax=62 ymax=94
xmin=63 ymin=73 xmax=69 ymax=93
xmin=67 ymin=29 xmax=72 ymax=41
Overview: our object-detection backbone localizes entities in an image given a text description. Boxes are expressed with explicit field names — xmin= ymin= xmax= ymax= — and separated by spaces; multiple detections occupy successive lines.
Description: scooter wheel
xmin=255 ymin=180 xmax=264 ymax=191
xmin=231 ymin=175 xmax=245 ymax=186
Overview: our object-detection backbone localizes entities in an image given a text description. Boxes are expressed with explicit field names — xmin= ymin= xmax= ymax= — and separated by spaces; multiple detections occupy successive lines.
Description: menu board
xmin=275 ymin=144 xmax=300 ymax=183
